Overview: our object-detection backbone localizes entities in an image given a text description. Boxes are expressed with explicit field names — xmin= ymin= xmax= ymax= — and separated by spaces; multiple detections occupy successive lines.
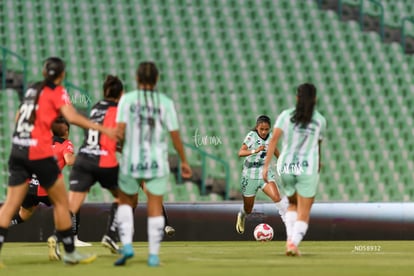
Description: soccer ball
xmin=253 ymin=223 xmax=274 ymax=241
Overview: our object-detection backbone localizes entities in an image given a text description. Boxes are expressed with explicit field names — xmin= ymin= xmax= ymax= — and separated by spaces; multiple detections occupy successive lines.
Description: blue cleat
xmin=147 ymin=254 xmax=160 ymax=267
xmin=114 ymin=244 xmax=134 ymax=266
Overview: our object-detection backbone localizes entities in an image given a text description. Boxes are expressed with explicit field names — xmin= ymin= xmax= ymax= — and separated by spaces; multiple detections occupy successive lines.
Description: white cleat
xmin=236 ymin=212 xmax=245 ymax=234
xmin=74 ymin=236 xmax=92 ymax=247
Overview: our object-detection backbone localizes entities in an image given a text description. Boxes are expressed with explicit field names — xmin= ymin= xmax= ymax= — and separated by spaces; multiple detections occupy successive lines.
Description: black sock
xmin=53 ymin=229 xmax=62 ymax=242
xmin=70 ymin=212 xmax=77 ymax=236
xmin=10 ymin=214 xmax=24 ymax=226
xmin=0 ymin=227 xmax=8 ymax=252
xmin=162 ymin=205 xmax=170 ymax=226
xmin=58 ymin=228 xmax=75 ymax=253
xmin=106 ymin=202 xmax=118 ymax=240
xmin=75 ymin=211 xmax=80 ymax=236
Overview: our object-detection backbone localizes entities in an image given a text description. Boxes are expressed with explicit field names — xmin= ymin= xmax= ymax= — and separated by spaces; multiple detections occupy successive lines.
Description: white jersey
xmin=274 ymin=107 xmax=326 ymax=175
xmin=116 ymin=89 xmax=179 ymax=178
xmin=241 ymin=130 xmax=275 ymax=179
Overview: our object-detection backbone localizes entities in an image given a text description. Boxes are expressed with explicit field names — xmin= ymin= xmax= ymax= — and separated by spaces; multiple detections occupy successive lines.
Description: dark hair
xmin=252 ymin=115 xmax=271 ymax=131
xmin=52 ymin=116 xmax=69 ymax=137
xmin=29 ymin=57 xmax=66 ymax=124
xmin=135 ymin=62 xmax=161 ymax=143
xmin=136 ymin=61 xmax=159 ymax=87
xmin=103 ymin=75 xmax=123 ymax=99
xmin=290 ymin=83 xmax=317 ymax=127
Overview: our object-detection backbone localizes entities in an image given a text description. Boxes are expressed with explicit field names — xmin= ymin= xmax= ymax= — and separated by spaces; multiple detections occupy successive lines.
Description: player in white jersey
xmin=114 ymin=62 xmax=192 ymax=267
xmin=236 ymin=115 xmax=288 ymax=235
xmin=263 ymin=83 xmax=326 ymax=256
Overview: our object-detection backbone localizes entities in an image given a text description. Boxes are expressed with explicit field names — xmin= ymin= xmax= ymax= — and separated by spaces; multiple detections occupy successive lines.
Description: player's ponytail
xmin=136 ymin=62 xmax=162 ymax=143
xmin=29 ymin=57 xmax=66 ymax=124
xmin=290 ymin=83 xmax=316 ymax=128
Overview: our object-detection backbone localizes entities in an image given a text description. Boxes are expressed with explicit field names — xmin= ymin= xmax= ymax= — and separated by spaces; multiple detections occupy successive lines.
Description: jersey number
xmin=16 ymin=103 xmax=35 ymax=133
xmin=87 ymin=129 xmax=99 ymax=146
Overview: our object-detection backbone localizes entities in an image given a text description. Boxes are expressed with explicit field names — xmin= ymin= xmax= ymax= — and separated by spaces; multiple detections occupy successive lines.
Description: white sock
xmin=285 ymin=211 xmax=297 ymax=241
xmin=292 ymin=220 xmax=308 ymax=247
xmin=274 ymin=196 xmax=288 ymax=223
xmin=117 ymin=204 xmax=134 ymax=245
xmin=148 ymin=216 xmax=165 ymax=256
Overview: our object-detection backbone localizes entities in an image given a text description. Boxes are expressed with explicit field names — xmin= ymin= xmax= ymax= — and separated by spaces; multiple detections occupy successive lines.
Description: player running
xmin=9 ymin=117 xmax=74 ymax=226
xmin=263 ymin=83 xmax=326 ymax=256
xmin=236 ymin=115 xmax=288 ymax=235
xmin=114 ymin=61 xmax=192 ymax=267
xmin=0 ymin=57 xmax=113 ymax=266
xmin=48 ymin=75 xmax=127 ymax=258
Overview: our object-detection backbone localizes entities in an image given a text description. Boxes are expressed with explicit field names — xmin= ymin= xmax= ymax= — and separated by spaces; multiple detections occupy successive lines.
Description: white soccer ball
xmin=253 ymin=223 xmax=274 ymax=241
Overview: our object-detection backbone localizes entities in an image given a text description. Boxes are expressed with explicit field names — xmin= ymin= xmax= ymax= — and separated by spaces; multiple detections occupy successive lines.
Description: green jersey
xmin=274 ymin=107 xmax=326 ymax=175
xmin=241 ymin=130 xmax=274 ymax=179
xmin=116 ymin=90 xmax=179 ymax=178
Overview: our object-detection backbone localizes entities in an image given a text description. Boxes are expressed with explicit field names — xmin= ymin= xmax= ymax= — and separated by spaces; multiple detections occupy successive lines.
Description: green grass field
xmin=1 ymin=241 xmax=413 ymax=275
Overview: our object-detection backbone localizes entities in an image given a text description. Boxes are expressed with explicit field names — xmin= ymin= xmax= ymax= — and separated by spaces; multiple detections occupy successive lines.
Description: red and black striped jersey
xmin=53 ymin=136 xmax=74 ymax=170
xmin=11 ymin=82 xmax=72 ymax=160
xmin=77 ymin=100 xmax=118 ymax=168
xmin=35 ymin=136 xmax=74 ymax=197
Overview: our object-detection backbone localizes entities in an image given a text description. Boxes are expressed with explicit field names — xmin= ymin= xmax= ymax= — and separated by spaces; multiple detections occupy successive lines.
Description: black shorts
xmin=69 ymin=156 xmax=119 ymax=192
xmin=8 ymin=156 xmax=59 ymax=189
xmin=21 ymin=194 xmax=52 ymax=209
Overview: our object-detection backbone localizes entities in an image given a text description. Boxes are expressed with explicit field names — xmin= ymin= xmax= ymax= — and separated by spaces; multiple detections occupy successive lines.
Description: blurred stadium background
xmin=1 ymin=0 xmax=414 ymax=204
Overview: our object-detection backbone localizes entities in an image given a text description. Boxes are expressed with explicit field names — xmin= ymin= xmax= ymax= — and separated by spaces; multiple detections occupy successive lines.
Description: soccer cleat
xmin=286 ymin=241 xmax=301 ymax=256
xmin=147 ymin=254 xmax=160 ymax=267
xmin=63 ymin=251 xmax=97 ymax=265
xmin=164 ymin=225 xmax=176 ymax=237
xmin=114 ymin=244 xmax=134 ymax=266
xmin=74 ymin=236 xmax=92 ymax=247
xmin=47 ymin=235 xmax=61 ymax=261
xmin=236 ymin=212 xmax=245 ymax=234
xmin=101 ymin=235 xmax=120 ymax=254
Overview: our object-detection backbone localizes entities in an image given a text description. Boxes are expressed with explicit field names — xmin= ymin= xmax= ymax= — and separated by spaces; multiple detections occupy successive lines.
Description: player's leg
xmin=56 ymin=158 xmax=95 ymax=250
xmin=236 ymin=177 xmax=257 ymax=234
xmin=262 ymin=181 xmax=288 ymax=224
xmin=146 ymin=192 xmax=164 ymax=267
xmin=236 ymin=195 xmax=255 ymax=234
xmin=0 ymin=183 xmax=29 ymax=256
xmin=41 ymin=157 xmax=96 ymax=264
xmin=102 ymin=200 xmax=120 ymax=254
xmin=47 ymin=177 xmax=96 ymax=264
xmin=290 ymin=194 xmax=313 ymax=252
xmin=10 ymin=180 xmax=43 ymax=226
xmin=142 ymin=182 xmax=173 ymax=237
xmin=12 ymin=206 xmax=36 ymax=225
xmin=10 ymin=193 xmax=38 ymax=226
xmin=68 ymin=192 xmax=91 ymax=247
xmin=163 ymin=204 xmax=175 ymax=237
xmin=286 ymin=174 xmax=318 ymax=256
xmin=114 ymin=173 xmax=138 ymax=266
xmin=0 ymin=157 xmax=31 ymax=262
xmin=286 ymin=193 xmax=312 ymax=257
xmin=114 ymin=192 xmax=136 ymax=265
xmin=98 ymin=166 xmax=123 ymax=253
xmin=73 ymin=211 xmax=92 ymax=247
xmin=274 ymin=173 xmax=297 ymax=242
xmin=144 ymin=175 xmax=169 ymax=267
